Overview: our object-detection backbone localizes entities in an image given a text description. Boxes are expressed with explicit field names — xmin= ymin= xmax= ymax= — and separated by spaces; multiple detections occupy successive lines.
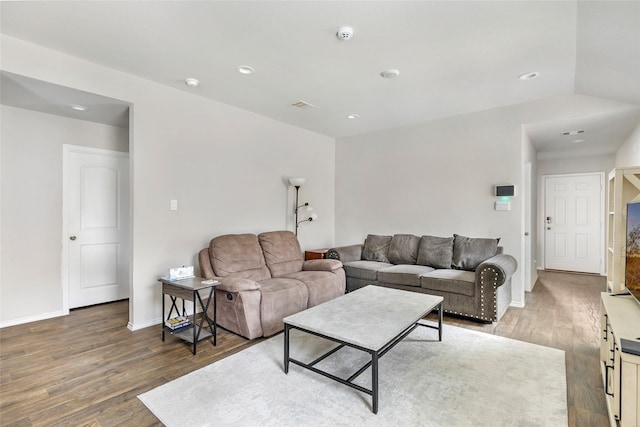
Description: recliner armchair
xmin=198 ymin=230 xmax=345 ymax=339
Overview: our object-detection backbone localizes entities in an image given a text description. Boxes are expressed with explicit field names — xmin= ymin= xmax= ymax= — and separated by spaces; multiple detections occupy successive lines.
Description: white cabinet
xmin=600 ymin=293 xmax=640 ymax=427
xmin=607 ymin=167 xmax=640 ymax=293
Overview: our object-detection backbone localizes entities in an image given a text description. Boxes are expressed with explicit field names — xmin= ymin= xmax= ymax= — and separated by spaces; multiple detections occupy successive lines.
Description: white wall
xmin=537 ymin=153 xmax=615 ymax=176
xmin=1 ymin=35 xmax=336 ymax=329
xmin=615 ymin=122 xmax=640 ymax=167
xmin=336 ymin=107 xmax=525 ymax=305
xmin=1 ymin=105 xmax=129 ymax=325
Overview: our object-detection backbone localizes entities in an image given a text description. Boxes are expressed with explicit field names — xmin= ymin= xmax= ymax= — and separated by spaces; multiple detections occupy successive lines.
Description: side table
xmin=304 ymin=249 xmax=328 ymax=260
xmin=158 ymin=276 xmax=219 ymax=355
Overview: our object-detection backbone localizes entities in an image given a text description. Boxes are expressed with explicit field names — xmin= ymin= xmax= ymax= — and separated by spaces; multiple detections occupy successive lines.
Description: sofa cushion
xmin=258 ymin=277 xmax=308 ymax=336
xmin=452 ymin=234 xmax=499 ymax=271
xmin=209 ymin=234 xmax=271 ymax=281
xmin=343 ymin=260 xmax=392 ymax=281
xmin=417 ymin=235 xmax=454 ymax=269
xmin=387 ymin=234 xmax=420 ymax=265
xmin=362 ymin=234 xmax=392 ymax=263
xmin=378 ymin=264 xmax=435 ymax=287
xmin=258 ymin=231 xmax=304 ymax=277
xmin=281 ymin=270 xmax=346 ymax=307
xmin=420 ymin=269 xmax=476 ymax=297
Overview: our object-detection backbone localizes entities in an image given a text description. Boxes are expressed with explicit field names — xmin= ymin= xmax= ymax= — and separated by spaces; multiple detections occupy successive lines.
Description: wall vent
xmin=291 ymin=100 xmax=315 ymax=109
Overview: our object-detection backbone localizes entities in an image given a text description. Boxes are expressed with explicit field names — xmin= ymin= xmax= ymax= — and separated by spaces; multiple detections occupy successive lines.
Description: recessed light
xmin=70 ymin=104 xmax=88 ymax=111
xmin=346 ymin=114 xmax=359 ymax=119
xmin=184 ymin=78 xmax=199 ymax=87
xmin=518 ymin=72 xmax=540 ymax=81
xmin=573 ymin=139 xmax=585 ymax=143
xmin=237 ymin=65 xmax=255 ymax=75
xmin=380 ymin=69 xmax=400 ymax=79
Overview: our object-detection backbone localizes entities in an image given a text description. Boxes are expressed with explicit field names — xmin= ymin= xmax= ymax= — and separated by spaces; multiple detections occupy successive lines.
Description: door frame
xmin=540 ymin=172 xmax=605 ymax=275
xmin=523 ymin=162 xmax=534 ymax=292
xmin=61 ymin=144 xmax=131 ymax=313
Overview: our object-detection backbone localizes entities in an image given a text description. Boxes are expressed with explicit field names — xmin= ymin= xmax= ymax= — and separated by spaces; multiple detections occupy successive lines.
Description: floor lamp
xmin=289 ymin=177 xmax=317 ymax=235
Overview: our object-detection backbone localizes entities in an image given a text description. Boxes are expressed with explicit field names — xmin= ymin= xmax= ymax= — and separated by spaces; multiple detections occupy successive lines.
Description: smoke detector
xmin=336 ymin=26 xmax=354 ymax=41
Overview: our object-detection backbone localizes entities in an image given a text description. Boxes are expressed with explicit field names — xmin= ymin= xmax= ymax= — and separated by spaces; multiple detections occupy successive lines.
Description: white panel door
xmin=66 ymin=147 xmax=129 ymax=308
xmin=544 ymin=174 xmax=602 ymax=273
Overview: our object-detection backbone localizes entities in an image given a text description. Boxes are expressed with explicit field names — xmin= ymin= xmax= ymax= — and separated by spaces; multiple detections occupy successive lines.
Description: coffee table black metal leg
xmin=284 ymin=323 xmax=290 ymax=374
xmin=372 ymin=350 xmax=379 ymax=414
xmin=438 ymin=301 xmax=443 ymax=341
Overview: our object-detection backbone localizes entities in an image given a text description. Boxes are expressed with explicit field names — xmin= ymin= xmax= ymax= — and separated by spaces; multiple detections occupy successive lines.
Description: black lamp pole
xmin=294 ymin=185 xmax=300 ymax=235
xmin=293 ymin=186 xmax=311 ymax=235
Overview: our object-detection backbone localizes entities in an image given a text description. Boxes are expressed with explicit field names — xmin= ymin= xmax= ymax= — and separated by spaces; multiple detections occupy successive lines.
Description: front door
xmin=64 ymin=145 xmax=130 ymax=308
xmin=544 ymin=173 xmax=603 ymax=274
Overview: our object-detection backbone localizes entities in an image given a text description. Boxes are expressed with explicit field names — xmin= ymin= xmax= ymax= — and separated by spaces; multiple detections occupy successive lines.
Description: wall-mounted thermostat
xmin=495 ymin=185 xmax=516 ymax=197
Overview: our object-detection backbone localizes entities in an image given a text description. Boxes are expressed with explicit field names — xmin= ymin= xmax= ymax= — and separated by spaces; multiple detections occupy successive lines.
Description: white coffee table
xmin=283 ymin=285 xmax=443 ymax=414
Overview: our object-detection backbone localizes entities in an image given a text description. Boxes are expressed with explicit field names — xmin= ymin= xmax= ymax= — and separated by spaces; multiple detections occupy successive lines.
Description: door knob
xmin=546 ymin=227 xmax=551 ymax=230
xmin=524 ymin=232 xmax=530 ymax=236
xmin=70 ymin=235 xmax=77 ymax=241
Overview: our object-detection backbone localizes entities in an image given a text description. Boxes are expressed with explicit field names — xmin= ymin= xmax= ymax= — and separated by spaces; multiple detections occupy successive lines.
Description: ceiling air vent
xmin=291 ymin=100 xmax=315 ymax=110
xmin=562 ymin=130 xmax=586 ymax=136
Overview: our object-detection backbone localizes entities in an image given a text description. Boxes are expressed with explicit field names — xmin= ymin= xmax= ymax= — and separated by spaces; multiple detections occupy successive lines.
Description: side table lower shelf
xmin=163 ymin=324 xmax=214 ymax=344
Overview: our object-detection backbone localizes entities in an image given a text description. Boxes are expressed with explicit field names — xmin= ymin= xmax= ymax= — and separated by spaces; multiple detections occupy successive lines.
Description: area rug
xmin=139 ymin=324 xmax=567 ymax=426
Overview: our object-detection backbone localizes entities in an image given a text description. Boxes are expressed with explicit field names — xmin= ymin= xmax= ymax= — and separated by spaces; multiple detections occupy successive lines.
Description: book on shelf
xmin=165 ymin=316 xmax=191 ymax=330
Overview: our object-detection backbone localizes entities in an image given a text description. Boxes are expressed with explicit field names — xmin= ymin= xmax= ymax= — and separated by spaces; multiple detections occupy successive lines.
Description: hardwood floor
xmin=1 ymin=270 xmax=609 ymax=426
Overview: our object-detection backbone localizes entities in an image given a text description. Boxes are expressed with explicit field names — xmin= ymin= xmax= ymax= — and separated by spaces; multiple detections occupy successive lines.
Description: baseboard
xmin=510 ymin=301 xmax=525 ymax=308
xmin=128 ymin=317 xmax=162 ymax=331
xmin=0 ymin=309 xmax=69 ymax=328
xmin=128 ymin=304 xmax=203 ymax=331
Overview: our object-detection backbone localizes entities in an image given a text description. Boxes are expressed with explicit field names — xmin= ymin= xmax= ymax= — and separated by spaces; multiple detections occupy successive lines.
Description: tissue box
xmin=168 ymin=266 xmax=194 ymax=281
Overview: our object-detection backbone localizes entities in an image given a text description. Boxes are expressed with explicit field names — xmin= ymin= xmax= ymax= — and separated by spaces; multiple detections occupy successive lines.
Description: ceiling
xmin=0 ymin=71 xmax=130 ymax=128
xmin=1 ymin=1 xmax=639 ymax=156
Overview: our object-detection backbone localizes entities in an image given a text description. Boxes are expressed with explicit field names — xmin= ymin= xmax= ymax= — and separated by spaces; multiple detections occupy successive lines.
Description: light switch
xmin=170 ymin=200 xmax=178 ymax=211
xmin=495 ymin=201 xmax=510 ymax=211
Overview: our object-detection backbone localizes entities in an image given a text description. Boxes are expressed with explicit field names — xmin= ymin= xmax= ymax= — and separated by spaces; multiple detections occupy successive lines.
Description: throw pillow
xmin=417 ymin=236 xmax=454 ymax=269
xmin=362 ymin=234 xmax=392 ymax=263
xmin=387 ymin=234 xmax=420 ymax=264
xmin=452 ymin=234 xmax=500 ymax=271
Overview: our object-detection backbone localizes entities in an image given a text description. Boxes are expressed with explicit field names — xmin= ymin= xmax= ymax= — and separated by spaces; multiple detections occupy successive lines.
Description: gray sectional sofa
xmin=327 ymin=234 xmax=517 ymax=322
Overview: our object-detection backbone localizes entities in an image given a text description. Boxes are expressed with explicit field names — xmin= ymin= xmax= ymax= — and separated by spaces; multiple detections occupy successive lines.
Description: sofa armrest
xmin=326 ymin=244 xmax=363 ymax=263
xmin=471 ymin=254 xmax=517 ymax=321
xmin=303 ymin=259 xmax=343 ymax=271
xmin=198 ymin=248 xmax=216 ymax=279
xmin=218 ymin=277 xmax=261 ymax=293
xmin=476 ymin=254 xmax=518 ymax=288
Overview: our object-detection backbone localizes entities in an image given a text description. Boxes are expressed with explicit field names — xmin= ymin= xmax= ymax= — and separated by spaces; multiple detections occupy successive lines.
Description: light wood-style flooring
xmin=1 ymin=270 xmax=608 ymax=426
